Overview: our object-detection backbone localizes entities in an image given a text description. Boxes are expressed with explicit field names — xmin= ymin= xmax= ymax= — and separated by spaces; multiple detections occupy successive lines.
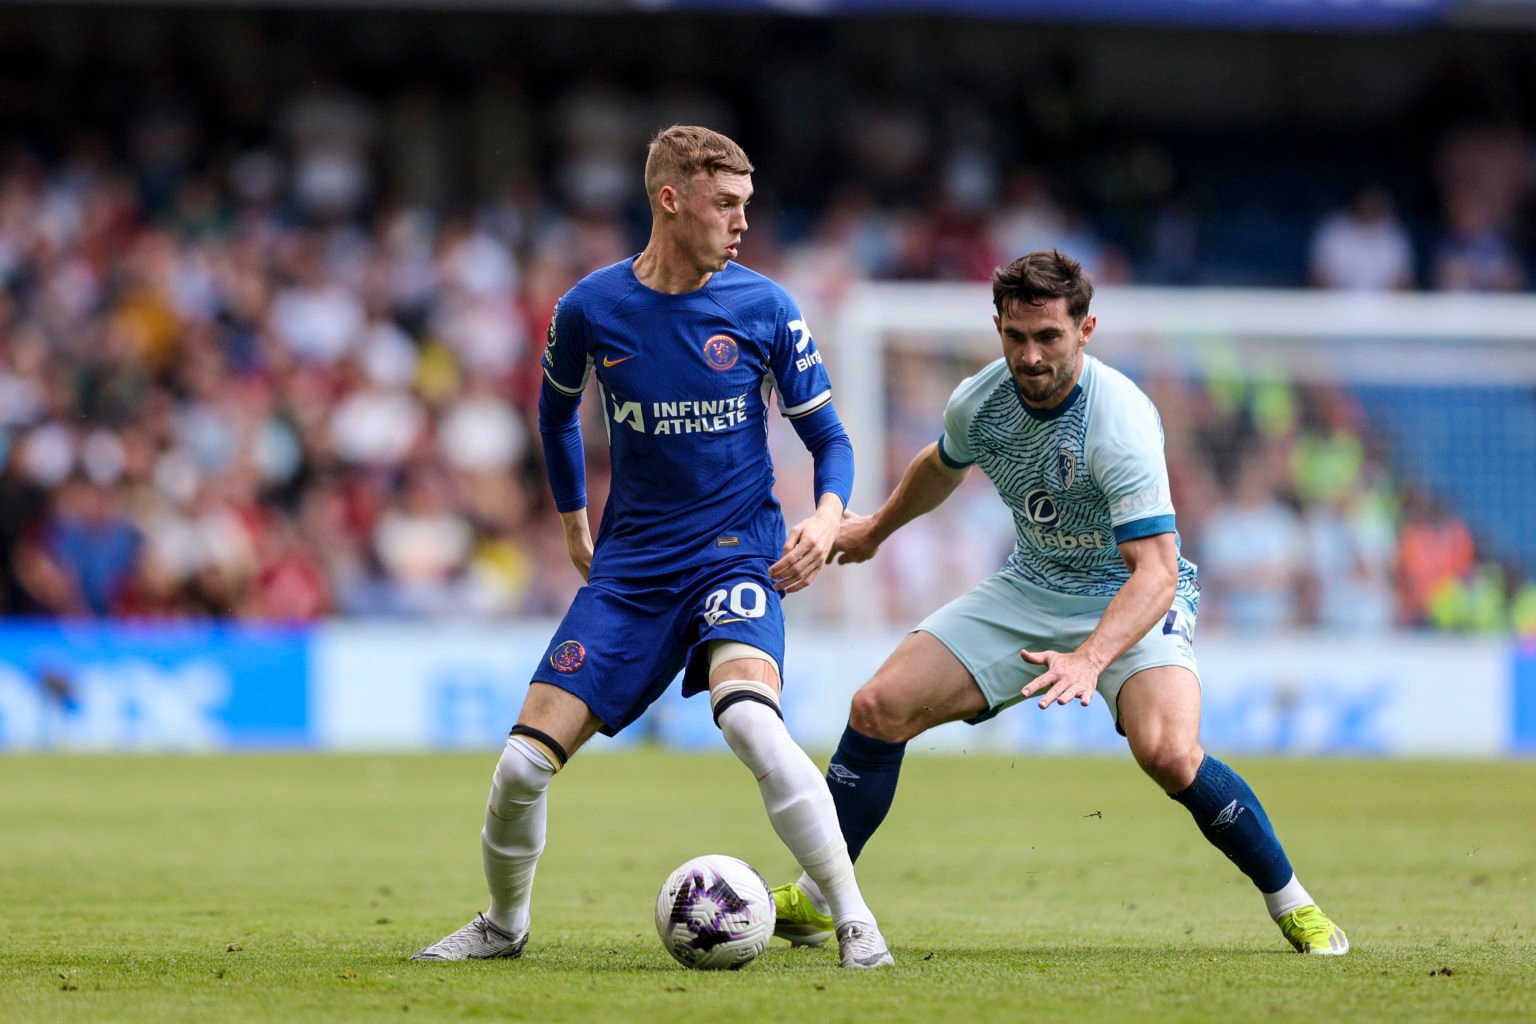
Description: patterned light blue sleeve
xmin=1085 ymin=376 xmax=1177 ymax=544
xmin=939 ymin=359 xmax=1006 ymax=468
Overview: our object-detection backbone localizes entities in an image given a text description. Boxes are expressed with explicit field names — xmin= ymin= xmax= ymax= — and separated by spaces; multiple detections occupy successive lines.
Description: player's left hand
xmin=771 ymin=509 xmax=839 ymax=594
xmin=1019 ymin=649 xmax=1099 ymax=709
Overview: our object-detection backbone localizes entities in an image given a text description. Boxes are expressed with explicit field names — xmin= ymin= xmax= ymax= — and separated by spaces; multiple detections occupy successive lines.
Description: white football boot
xmin=836 ymin=920 xmax=895 ymax=969
xmin=411 ymin=913 xmax=528 ymax=961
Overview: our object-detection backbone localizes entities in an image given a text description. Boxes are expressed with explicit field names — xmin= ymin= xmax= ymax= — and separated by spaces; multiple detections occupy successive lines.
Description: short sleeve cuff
xmin=1113 ymin=514 xmax=1176 ymax=544
xmin=937 ymin=435 xmax=973 ymax=469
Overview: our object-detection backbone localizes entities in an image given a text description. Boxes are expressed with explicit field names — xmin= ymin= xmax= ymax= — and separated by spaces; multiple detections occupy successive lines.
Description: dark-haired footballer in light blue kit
xmin=412 ymin=123 xmax=891 ymax=969
xmin=773 ymin=249 xmax=1347 ymax=959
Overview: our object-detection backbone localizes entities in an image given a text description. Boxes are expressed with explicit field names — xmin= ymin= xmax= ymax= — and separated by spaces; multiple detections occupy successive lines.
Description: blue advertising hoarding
xmin=0 ymin=622 xmax=310 ymax=750
xmin=0 ymin=621 xmax=1528 ymax=756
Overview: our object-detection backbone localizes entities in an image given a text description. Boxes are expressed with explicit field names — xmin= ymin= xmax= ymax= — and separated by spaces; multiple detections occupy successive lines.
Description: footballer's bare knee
xmin=514 ymin=682 xmax=605 ymax=764
xmin=1133 ymin=739 xmax=1204 ymax=793
xmin=1118 ymin=666 xmax=1203 ymax=791
xmin=847 ymin=681 xmax=920 ymax=743
xmin=847 ymin=630 xmax=982 ymax=742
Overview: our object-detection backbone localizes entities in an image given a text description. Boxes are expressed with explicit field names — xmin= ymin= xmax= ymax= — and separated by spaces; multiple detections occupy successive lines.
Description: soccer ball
xmin=654 ymin=854 xmax=775 ymax=970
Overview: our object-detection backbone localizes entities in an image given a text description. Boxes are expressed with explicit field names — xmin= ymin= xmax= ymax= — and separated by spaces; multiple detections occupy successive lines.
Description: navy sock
xmin=825 ymin=724 xmax=907 ymax=863
xmin=1170 ymin=755 xmax=1293 ymax=893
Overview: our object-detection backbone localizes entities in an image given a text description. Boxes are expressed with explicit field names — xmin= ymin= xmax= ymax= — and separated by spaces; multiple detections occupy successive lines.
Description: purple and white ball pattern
xmin=654 ymin=854 xmax=775 ymax=970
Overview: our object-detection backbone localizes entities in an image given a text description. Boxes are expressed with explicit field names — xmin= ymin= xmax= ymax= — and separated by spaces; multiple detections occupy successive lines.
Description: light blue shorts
xmin=915 ymin=571 xmax=1199 ymax=730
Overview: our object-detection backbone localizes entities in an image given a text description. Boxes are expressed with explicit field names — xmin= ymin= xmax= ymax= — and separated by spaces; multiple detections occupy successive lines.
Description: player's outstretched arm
xmin=1020 ymin=532 xmax=1179 ymax=708
xmin=836 ymin=442 xmax=967 ymax=564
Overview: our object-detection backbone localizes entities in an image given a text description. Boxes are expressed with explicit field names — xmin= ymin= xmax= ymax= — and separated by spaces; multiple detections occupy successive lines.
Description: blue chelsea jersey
xmin=542 ymin=258 xmax=834 ymax=579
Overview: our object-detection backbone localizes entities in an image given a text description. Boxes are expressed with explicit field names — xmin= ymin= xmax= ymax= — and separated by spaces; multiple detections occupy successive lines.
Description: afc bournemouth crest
xmin=702 ymin=334 xmax=739 ymax=371
xmin=1057 ymin=447 xmax=1077 ymax=490
xmin=550 ymin=640 xmax=586 ymax=673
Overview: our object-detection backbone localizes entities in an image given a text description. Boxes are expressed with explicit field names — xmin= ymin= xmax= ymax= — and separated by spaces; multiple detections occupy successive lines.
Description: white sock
xmin=717 ymin=697 xmax=874 ymax=928
xmin=1262 ymin=873 xmax=1315 ymax=920
xmin=481 ymin=735 xmax=555 ymax=936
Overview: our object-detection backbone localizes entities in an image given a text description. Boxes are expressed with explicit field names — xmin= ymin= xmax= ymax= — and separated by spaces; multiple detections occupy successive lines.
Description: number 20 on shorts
xmin=703 ymin=582 xmax=767 ymax=626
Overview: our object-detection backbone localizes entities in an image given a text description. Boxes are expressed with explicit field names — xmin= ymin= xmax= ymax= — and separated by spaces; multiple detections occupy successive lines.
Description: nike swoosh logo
xmin=602 ymin=355 xmax=635 ymax=367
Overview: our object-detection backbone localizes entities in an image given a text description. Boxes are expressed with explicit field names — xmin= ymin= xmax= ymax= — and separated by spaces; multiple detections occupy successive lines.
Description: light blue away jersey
xmin=542 ymin=258 xmax=836 ymax=578
xmin=938 ymin=354 xmax=1199 ymax=606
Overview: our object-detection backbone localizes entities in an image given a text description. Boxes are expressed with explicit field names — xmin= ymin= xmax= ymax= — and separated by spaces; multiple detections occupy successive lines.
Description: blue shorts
xmin=531 ymin=558 xmax=786 ymax=736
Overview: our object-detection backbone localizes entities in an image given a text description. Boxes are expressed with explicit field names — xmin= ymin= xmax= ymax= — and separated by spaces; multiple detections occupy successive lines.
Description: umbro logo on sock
xmin=828 ymin=763 xmax=860 ymax=785
xmin=1210 ymin=799 xmax=1246 ymax=831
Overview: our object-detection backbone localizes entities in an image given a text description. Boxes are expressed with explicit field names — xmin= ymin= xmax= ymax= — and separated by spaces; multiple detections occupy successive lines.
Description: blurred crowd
xmin=1 ymin=9 xmax=1534 ymax=633
xmin=0 ymin=146 xmax=591 ymax=620
xmin=1307 ymin=121 xmax=1529 ymax=293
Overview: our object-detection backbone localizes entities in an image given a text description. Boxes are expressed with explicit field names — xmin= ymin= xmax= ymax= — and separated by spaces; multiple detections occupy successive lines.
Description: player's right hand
xmin=832 ymin=510 xmax=882 ymax=564
xmin=1019 ymin=648 xmax=1097 ymax=709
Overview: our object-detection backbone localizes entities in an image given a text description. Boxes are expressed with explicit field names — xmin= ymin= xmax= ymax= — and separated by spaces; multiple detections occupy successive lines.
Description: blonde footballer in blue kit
xmin=772 ymin=250 xmax=1349 ymax=957
xmin=413 ymin=126 xmax=892 ymax=969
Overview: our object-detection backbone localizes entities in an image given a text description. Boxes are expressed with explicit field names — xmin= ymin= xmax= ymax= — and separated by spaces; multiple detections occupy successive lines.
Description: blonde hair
xmin=643 ymin=125 xmax=754 ymax=207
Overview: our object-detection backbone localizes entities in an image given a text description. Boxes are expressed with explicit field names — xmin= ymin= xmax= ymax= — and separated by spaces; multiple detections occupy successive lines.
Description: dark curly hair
xmin=992 ymin=250 xmax=1094 ymax=322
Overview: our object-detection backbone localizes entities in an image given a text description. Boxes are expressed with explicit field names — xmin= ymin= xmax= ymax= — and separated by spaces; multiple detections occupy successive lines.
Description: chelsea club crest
xmin=550 ymin=640 xmax=586 ymax=673
xmin=702 ymin=334 xmax=739 ymax=371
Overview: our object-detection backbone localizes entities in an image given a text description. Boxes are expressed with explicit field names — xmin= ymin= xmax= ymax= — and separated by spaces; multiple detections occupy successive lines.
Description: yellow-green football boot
xmin=771 ymin=882 xmax=834 ymax=947
xmin=1277 ymin=904 xmax=1349 ymax=955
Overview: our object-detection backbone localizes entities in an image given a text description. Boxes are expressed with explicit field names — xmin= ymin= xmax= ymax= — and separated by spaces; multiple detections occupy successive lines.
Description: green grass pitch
xmin=2 ymin=751 xmax=1533 ymax=1022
